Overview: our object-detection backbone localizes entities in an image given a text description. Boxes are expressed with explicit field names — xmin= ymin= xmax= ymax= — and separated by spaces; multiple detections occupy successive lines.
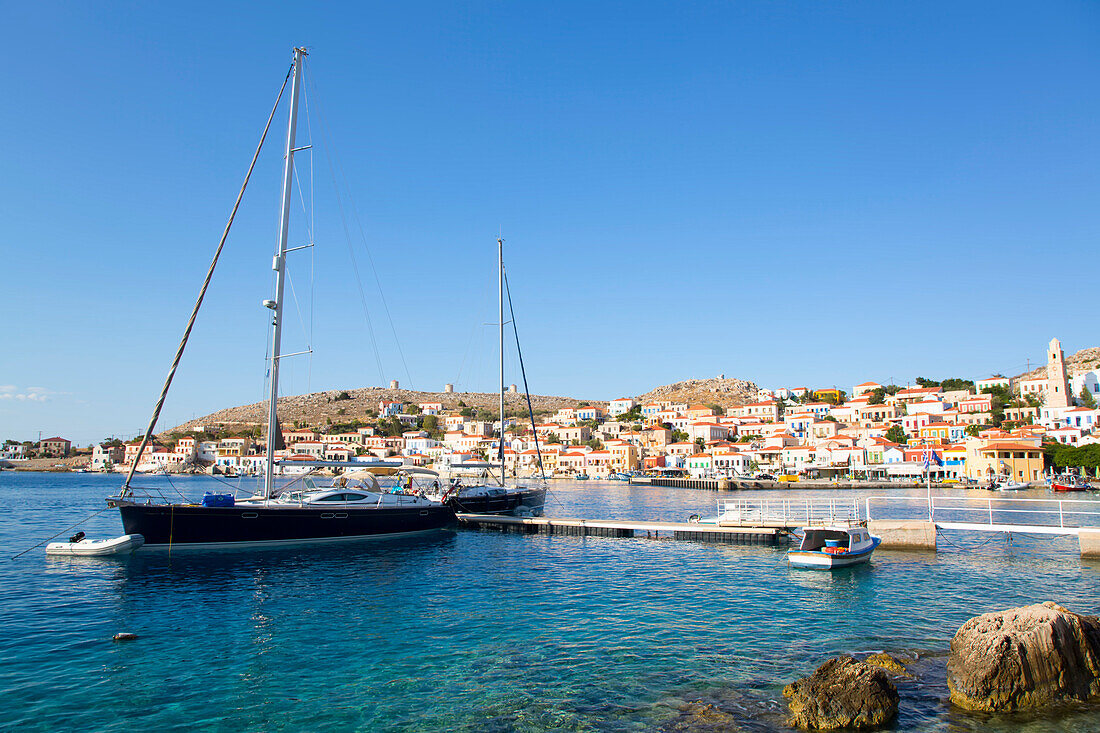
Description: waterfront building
xmin=965 ymin=439 xmax=1043 ymax=482
xmin=1 ymin=443 xmax=27 ymax=460
xmin=37 ymin=436 xmax=71 ymax=457
xmin=284 ymin=429 xmax=319 ymax=444
xmin=378 ymin=400 xmax=404 ymax=417
xmin=91 ymin=444 xmax=123 ymax=470
xmin=1070 ymin=370 xmax=1100 ymax=401
xmin=852 ymin=381 xmax=882 ymax=398
xmin=1017 ymin=376 xmax=1046 ymax=400
xmin=608 ymin=398 xmax=637 ymax=416
xmin=976 ymin=376 xmax=1010 ymax=392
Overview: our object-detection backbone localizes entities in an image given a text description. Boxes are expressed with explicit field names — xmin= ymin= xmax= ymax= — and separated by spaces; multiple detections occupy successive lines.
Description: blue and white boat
xmin=787 ymin=526 xmax=880 ymax=569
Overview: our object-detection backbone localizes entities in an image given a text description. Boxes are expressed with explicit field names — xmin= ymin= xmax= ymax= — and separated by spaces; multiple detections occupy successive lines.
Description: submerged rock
xmin=862 ymin=652 xmax=915 ymax=678
xmin=783 ymin=656 xmax=898 ymax=730
xmin=659 ymin=700 xmax=741 ymax=732
xmin=947 ymin=601 xmax=1100 ymax=712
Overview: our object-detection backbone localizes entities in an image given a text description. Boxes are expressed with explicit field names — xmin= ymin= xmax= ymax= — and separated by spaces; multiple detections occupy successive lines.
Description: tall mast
xmin=264 ymin=47 xmax=306 ymax=499
xmin=498 ymin=236 xmax=505 ymax=486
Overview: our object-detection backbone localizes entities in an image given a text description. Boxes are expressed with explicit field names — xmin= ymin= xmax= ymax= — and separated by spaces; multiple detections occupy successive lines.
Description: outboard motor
xmin=69 ymin=531 xmax=86 ymax=544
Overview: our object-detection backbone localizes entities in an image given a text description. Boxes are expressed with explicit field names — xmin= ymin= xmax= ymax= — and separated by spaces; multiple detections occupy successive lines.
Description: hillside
xmin=637 ymin=376 xmax=760 ymax=410
xmin=165 ymin=386 xmax=594 ymax=435
xmin=1015 ymin=346 xmax=1100 ymax=381
xmin=164 ymin=374 xmax=763 ymax=438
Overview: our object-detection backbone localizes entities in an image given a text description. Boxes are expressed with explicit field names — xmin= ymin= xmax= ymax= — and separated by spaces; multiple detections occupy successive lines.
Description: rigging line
xmin=302 ymin=63 xmax=385 ymax=385
xmin=503 ymin=267 xmax=546 ymax=479
xmin=303 ymin=63 xmax=412 ymax=389
xmin=122 ymin=63 xmax=293 ymax=495
xmin=10 ymin=507 xmax=110 ymax=560
xmin=305 ymin=79 xmax=315 ymax=393
xmin=285 ymin=269 xmax=310 ymax=352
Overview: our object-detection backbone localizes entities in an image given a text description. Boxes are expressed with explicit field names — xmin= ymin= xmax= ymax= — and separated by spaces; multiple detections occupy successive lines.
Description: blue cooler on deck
xmin=201 ymin=492 xmax=235 ymax=508
xmin=824 ymin=539 xmax=842 ymax=548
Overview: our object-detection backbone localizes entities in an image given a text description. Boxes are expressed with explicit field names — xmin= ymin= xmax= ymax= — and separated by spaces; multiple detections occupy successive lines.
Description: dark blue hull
xmin=446 ymin=487 xmax=547 ymax=516
xmin=119 ymin=503 xmax=456 ymax=549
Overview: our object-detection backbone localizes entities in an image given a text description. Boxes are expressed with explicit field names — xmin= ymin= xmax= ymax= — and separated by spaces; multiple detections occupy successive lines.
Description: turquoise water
xmin=1 ymin=472 xmax=1098 ymax=731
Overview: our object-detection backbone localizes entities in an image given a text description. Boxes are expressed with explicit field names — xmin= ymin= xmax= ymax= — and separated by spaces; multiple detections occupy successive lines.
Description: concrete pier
xmin=1079 ymin=528 xmax=1100 ymax=559
xmin=867 ymin=520 xmax=938 ymax=551
xmin=456 ymin=514 xmax=782 ymax=545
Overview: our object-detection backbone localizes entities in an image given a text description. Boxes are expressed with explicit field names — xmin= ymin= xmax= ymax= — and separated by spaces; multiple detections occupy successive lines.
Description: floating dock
xmin=628 ymin=476 xmax=958 ymax=491
xmin=455 ymin=513 xmax=783 ymax=544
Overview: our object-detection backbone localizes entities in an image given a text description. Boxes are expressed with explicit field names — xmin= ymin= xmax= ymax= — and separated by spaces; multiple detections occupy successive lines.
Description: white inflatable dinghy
xmin=46 ymin=533 xmax=144 ymax=556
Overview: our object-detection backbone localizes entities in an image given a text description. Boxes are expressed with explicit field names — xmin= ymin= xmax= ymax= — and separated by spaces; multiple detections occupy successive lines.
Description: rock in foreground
xmin=659 ymin=701 xmax=741 ymax=732
xmin=947 ymin=601 xmax=1100 ymax=712
xmin=783 ymin=656 xmax=899 ymax=729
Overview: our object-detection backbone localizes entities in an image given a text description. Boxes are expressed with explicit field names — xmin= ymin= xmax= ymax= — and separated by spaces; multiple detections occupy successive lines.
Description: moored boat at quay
xmin=107 ymin=47 xmax=454 ymax=550
xmin=787 ymin=526 xmax=880 ymax=569
xmin=1051 ymin=475 xmax=1092 ymax=492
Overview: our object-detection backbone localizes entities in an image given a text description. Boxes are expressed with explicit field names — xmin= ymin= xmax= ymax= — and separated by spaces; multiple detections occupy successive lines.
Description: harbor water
xmin=1 ymin=472 xmax=1098 ymax=731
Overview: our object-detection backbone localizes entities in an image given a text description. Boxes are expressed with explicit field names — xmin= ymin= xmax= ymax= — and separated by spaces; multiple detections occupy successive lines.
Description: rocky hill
xmin=165 ymin=386 xmax=594 ymax=435
xmin=637 ymin=376 xmax=760 ymax=409
xmin=1015 ymin=346 xmax=1100 ymax=381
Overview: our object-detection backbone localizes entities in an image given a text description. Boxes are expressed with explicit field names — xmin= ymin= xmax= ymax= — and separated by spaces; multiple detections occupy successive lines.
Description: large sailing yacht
xmin=107 ymin=48 xmax=454 ymax=548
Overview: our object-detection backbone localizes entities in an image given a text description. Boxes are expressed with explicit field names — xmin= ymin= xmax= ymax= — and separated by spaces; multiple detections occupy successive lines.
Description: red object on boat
xmin=1052 ymin=480 xmax=1088 ymax=492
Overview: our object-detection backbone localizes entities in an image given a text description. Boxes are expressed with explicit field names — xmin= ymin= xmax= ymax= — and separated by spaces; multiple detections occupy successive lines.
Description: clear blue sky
xmin=3 ymin=1 xmax=1099 ymax=446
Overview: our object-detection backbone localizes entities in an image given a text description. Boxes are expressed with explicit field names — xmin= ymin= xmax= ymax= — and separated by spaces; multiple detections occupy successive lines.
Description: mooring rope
xmin=10 ymin=508 xmax=110 ymax=560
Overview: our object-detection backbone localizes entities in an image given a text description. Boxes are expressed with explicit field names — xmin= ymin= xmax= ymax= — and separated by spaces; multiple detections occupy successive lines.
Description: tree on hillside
xmin=672 ymin=430 xmax=689 ymax=443
xmin=406 ymin=404 xmax=421 ymax=415
xmin=694 ymin=437 xmax=705 ymax=450
xmin=867 ymin=388 xmax=886 ymax=405
xmin=941 ymin=378 xmax=976 ymax=392
xmin=421 ymin=415 xmax=442 ymax=440
xmin=706 ymin=403 xmax=725 ymax=416
xmin=884 ymin=425 xmax=907 ymax=444
xmin=1079 ymin=386 xmax=1096 ymax=409
xmin=965 ymin=424 xmax=982 ymax=438
xmin=915 ymin=377 xmax=939 ymax=388
xmin=884 ymin=384 xmax=902 ymax=395
xmin=459 ymin=407 xmax=474 ymax=418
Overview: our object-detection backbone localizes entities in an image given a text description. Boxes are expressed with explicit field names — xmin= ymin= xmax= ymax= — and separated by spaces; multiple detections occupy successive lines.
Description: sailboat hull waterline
xmin=118 ymin=503 xmax=455 ymax=549
xmin=445 ymin=486 xmax=547 ymax=516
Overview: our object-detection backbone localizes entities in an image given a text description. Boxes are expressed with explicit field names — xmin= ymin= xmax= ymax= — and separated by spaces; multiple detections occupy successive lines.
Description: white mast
xmin=498 ymin=236 xmax=505 ymax=487
xmin=263 ymin=47 xmax=306 ymax=499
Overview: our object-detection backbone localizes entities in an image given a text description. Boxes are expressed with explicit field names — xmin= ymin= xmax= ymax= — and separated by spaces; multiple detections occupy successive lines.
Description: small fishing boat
xmin=1052 ymin=475 xmax=1091 ymax=492
xmin=608 ymin=472 xmax=631 ymax=481
xmin=46 ymin=532 xmax=145 ymax=556
xmin=987 ymin=474 xmax=1029 ymax=491
xmin=788 ymin=526 xmax=879 ymax=569
xmin=575 ymin=473 xmax=590 ymax=481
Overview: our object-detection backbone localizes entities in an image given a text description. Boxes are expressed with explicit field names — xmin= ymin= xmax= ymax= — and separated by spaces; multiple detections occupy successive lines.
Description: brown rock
xmin=783 ymin=656 xmax=899 ymax=730
xmin=947 ymin=601 xmax=1100 ymax=712
xmin=659 ymin=701 xmax=741 ymax=732
xmin=863 ymin=652 xmax=914 ymax=678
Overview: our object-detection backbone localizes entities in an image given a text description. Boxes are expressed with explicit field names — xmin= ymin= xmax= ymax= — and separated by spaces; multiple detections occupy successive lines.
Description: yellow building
xmin=965 ymin=440 xmax=1043 ymax=482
